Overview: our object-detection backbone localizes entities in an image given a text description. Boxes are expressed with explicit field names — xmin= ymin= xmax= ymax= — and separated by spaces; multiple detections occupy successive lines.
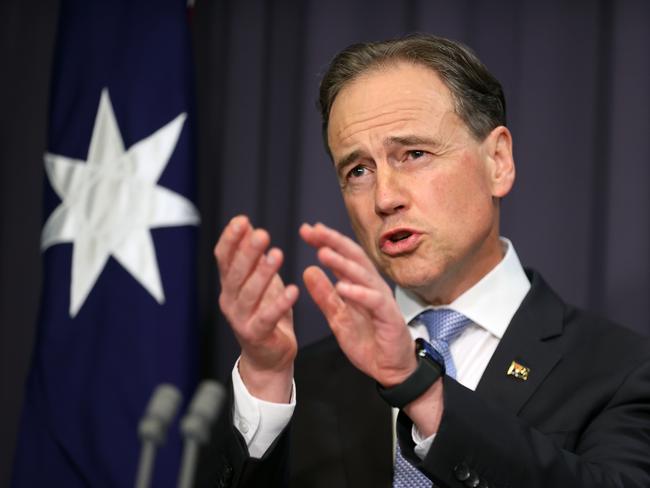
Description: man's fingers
xmin=236 ymin=248 xmax=284 ymax=314
xmin=214 ymin=215 xmax=250 ymax=276
xmin=222 ymin=228 xmax=271 ymax=296
xmin=300 ymin=222 xmax=372 ymax=267
xmin=303 ymin=265 xmax=346 ymax=324
xmin=317 ymin=246 xmax=385 ymax=291
xmin=334 ymin=281 xmax=384 ymax=311
xmin=250 ymin=284 xmax=299 ymax=337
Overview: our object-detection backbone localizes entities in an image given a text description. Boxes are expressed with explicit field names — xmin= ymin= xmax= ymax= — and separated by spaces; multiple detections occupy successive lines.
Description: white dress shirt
xmin=232 ymin=238 xmax=531 ymax=460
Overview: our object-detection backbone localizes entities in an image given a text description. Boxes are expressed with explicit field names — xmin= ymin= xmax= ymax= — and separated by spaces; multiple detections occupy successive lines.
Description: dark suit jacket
xmin=197 ymin=271 xmax=650 ymax=488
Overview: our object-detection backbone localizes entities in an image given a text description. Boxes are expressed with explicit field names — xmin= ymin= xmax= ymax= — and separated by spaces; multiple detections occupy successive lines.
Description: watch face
xmin=415 ymin=338 xmax=445 ymax=371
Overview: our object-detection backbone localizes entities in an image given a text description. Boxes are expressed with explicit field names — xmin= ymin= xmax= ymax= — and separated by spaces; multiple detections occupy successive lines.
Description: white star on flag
xmin=41 ymin=88 xmax=200 ymax=317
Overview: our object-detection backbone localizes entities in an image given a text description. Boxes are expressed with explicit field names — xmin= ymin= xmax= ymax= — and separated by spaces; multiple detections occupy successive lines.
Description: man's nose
xmin=374 ymin=168 xmax=408 ymax=216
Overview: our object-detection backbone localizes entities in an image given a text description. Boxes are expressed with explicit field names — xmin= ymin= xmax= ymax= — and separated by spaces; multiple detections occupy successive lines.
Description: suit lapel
xmin=475 ymin=271 xmax=565 ymax=415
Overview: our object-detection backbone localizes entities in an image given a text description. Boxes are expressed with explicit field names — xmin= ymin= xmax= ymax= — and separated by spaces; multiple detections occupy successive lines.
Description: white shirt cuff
xmin=412 ymin=424 xmax=436 ymax=460
xmin=231 ymin=358 xmax=296 ymax=459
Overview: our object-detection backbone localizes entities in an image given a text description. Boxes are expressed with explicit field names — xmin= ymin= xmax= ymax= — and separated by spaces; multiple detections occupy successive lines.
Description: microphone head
xmin=181 ymin=380 xmax=226 ymax=442
xmin=188 ymin=381 xmax=226 ymax=423
xmin=138 ymin=383 xmax=182 ymax=444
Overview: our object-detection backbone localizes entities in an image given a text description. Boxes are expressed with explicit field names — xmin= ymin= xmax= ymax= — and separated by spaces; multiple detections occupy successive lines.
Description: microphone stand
xmin=135 ymin=384 xmax=182 ymax=488
xmin=177 ymin=381 xmax=226 ymax=488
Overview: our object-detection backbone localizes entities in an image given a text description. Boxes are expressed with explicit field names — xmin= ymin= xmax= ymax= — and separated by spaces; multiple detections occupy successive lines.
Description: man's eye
xmin=348 ymin=165 xmax=366 ymax=178
xmin=408 ymin=150 xmax=426 ymax=159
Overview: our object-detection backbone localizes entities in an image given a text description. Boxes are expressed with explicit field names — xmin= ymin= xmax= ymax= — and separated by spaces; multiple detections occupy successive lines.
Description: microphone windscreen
xmin=138 ymin=383 xmax=182 ymax=443
xmin=181 ymin=380 xmax=226 ymax=441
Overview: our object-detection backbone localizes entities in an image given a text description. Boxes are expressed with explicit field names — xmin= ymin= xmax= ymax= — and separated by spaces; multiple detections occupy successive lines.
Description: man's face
xmin=327 ymin=62 xmax=513 ymax=303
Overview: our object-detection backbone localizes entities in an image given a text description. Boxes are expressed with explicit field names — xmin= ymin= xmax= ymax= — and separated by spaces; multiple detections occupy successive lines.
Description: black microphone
xmin=135 ymin=384 xmax=182 ymax=488
xmin=177 ymin=380 xmax=226 ymax=488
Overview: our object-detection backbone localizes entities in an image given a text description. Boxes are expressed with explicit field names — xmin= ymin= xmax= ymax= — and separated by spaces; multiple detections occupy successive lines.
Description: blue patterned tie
xmin=418 ymin=309 xmax=472 ymax=379
xmin=392 ymin=309 xmax=471 ymax=487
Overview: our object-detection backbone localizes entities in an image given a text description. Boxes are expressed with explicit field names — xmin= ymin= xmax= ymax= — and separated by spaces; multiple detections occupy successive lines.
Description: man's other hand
xmin=300 ymin=222 xmax=416 ymax=387
xmin=300 ymin=222 xmax=443 ymax=436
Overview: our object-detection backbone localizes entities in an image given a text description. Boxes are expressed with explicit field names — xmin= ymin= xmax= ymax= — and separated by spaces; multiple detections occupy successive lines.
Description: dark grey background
xmin=1 ymin=0 xmax=648 ymax=486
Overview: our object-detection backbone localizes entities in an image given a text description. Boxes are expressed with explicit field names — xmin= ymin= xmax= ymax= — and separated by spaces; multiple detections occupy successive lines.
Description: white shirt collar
xmin=395 ymin=238 xmax=531 ymax=339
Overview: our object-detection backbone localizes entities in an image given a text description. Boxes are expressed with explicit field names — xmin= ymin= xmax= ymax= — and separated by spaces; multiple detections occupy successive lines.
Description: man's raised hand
xmin=300 ymin=222 xmax=417 ymax=388
xmin=215 ymin=215 xmax=298 ymax=403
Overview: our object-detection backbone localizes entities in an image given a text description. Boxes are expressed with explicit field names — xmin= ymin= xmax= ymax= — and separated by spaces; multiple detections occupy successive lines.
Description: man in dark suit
xmin=199 ymin=34 xmax=650 ymax=487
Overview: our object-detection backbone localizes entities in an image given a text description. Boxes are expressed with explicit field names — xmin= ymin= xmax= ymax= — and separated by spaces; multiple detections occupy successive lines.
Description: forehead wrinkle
xmin=332 ymin=90 xmax=435 ymax=129
xmin=334 ymin=98 xmax=432 ymax=130
xmin=335 ymin=115 xmax=415 ymax=147
xmin=386 ymin=135 xmax=445 ymax=149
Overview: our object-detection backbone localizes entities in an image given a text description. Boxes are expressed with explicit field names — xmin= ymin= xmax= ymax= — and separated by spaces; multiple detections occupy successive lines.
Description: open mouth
xmin=388 ymin=230 xmax=412 ymax=242
xmin=380 ymin=228 xmax=420 ymax=255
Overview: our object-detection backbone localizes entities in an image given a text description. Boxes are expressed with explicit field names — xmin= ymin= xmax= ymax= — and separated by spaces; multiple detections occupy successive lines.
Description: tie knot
xmin=415 ymin=308 xmax=471 ymax=344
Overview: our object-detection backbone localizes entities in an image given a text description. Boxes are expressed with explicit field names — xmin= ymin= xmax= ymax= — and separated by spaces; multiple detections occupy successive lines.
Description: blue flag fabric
xmin=12 ymin=1 xmax=199 ymax=486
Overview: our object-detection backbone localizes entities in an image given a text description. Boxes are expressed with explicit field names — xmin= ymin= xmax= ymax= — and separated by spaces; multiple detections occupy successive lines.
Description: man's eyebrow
xmin=335 ymin=150 xmax=362 ymax=173
xmin=387 ymin=135 xmax=443 ymax=148
xmin=334 ymin=136 xmax=443 ymax=172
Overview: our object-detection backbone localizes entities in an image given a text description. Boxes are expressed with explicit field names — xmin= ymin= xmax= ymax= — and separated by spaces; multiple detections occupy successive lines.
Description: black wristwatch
xmin=376 ymin=338 xmax=445 ymax=409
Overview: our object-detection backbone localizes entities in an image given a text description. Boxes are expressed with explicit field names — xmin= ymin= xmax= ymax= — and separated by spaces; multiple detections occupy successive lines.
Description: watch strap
xmin=376 ymin=340 xmax=444 ymax=408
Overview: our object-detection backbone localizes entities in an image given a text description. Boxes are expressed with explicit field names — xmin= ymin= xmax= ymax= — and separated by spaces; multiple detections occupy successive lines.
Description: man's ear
xmin=485 ymin=126 xmax=515 ymax=198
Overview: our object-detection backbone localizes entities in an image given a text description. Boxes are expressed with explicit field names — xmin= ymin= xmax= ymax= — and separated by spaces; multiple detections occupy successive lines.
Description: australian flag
xmin=12 ymin=1 xmax=199 ymax=486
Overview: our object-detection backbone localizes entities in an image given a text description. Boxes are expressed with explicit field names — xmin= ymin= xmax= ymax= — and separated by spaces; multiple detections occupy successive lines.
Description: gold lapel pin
xmin=507 ymin=360 xmax=530 ymax=381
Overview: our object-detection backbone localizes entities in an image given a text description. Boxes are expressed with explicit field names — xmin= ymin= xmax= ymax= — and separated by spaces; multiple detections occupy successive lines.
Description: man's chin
xmin=385 ymin=265 xmax=439 ymax=292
